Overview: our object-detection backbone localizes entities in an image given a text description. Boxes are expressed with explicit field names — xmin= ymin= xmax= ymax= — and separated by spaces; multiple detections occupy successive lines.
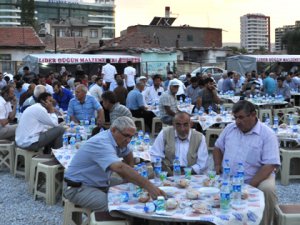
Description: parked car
xmin=179 ymin=66 xmax=226 ymax=82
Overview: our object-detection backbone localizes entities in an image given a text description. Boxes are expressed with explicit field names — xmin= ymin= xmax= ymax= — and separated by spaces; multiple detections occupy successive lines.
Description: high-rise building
xmin=0 ymin=0 xmax=115 ymax=39
xmin=275 ymin=21 xmax=300 ymax=52
xmin=240 ymin=13 xmax=270 ymax=53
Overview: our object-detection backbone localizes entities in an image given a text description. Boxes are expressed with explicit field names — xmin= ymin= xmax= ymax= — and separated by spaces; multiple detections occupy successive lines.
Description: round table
xmin=108 ymin=175 xmax=265 ymax=225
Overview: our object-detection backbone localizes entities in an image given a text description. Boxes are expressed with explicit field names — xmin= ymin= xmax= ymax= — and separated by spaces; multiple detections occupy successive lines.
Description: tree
xmin=282 ymin=28 xmax=300 ymax=54
xmin=20 ymin=0 xmax=36 ymax=29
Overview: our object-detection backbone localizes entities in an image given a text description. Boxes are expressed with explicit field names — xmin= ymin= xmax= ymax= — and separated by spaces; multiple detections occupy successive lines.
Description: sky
xmin=112 ymin=0 xmax=300 ymax=43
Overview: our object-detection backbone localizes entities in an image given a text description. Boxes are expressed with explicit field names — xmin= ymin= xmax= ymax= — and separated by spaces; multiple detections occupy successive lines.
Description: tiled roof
xmin=0 ymin=27 xmax=45 ymax=48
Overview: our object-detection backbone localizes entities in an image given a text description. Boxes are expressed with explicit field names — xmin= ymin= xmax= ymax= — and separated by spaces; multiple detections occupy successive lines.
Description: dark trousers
xmin=130 ymin=109 xmax=155 ymax=132
xmin=127 ymin=86 xmax=134 ymax=92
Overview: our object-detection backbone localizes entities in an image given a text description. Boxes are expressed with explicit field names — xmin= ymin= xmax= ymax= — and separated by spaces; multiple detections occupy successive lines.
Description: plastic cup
xmin=159 ymin=171 xmax=168 ymax=182
xmin=184 ymin=167 xmax=192 ymax=180
xmin=207 ymin=170 xmax=216 ymax=179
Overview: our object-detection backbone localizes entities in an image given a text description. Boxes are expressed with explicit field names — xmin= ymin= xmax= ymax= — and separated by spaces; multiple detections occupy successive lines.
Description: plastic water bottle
xmin=62 ymin=133 xmax=68 ymax=148
xmin=138 ymin=130 xmax=144 ymax=140
xmin=154 ymin=158 xmax=162 ymax=184
xmin=173 ymin=156 xmax=181 ymax=182
xmin=208 ymin=105 xmax=212 ymax=115
xmin=65 ymin=115 xmax=70 ymax=125
xmin=220 ymin=182 xmax=231 ymax=212
xmin=194 ymin=108 xmax=199 ymax=115
xmin=156 ymin=196 xmax=166 ymax=213
xmin=141 ymin=162 xmax=148 ymax=178
xmin=223 ymin=159 xmax=230 ymax=182
xmin=90 ymin=117 xmax=96 ymax=127
xmin=69 ymin=135 xmax=76 ymax=150
xmin=232 ymin=175 xmax=242 ymax=205
xmin=75 ymin=131 xmax=81 ymax=142
xmin=84 ymin=119 xmax=90 ymax=133
xmin=237 ymin=162 xmax=245 ymax=186
xmin=179 ymin=96 xmax=183 ymax=106
xmin=134 ymin=165 xmax=143 ymax=197
xmin=198 ymin=107 xmax=204 ymax=116
xmin=143 ymin=132 xmax=150 ymax=149
xmin=288 ymin=115 xmax=294 ymax=127
xmin=273 ymin=116 xmax=279 ymax=133
xmin=70 ymin=121 xmax=75 ymax=133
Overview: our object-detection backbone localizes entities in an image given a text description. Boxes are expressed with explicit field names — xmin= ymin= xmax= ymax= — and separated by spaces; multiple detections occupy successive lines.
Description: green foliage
xmin=282 ymin=28 xmax=300 ymax=54
xmin=20 ymin=0 xmax=36 ymax=29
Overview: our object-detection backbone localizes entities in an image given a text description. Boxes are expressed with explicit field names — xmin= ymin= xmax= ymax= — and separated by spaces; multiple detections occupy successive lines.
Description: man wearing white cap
xmin=159 ymin=79 xmax=180 ymax=125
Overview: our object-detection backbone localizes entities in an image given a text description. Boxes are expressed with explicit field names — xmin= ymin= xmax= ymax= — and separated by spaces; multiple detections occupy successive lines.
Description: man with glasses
xmin=150 ymin=111 xmax=209 ymax=175
xmin=213 ymin=100 xmax=280 ymax=225
xmin=63 ymin=116 xmax=165 ymax=211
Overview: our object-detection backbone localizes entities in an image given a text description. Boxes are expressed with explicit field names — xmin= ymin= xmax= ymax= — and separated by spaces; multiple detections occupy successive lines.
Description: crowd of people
xmin=1 ymin=62 xmax=292 ymax=225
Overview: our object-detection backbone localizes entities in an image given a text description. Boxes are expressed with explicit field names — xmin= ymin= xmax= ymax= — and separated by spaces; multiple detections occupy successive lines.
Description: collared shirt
xmin=110 ymin=103 xmax=132 ymax=124
xmin=215 ymin=121 xmax=280 ymax=183
xmin=67 ymin=95 xmax=102 ymax=121
xmin=15 ymin=103 xmax=58 ymax=147
xmin=222 ymin=78 xmax=233 ymax=92
xmin=102 ymin=63 xmax=117 ymax=83
xmin=89 ymin=84 xmax=103 ymax=103
xmin=0 ymin=96 xmax=12 ymax=121
xmin=284 ymin=80 xmax=298 ymax=90
xmin=124 ymin=66 xmax=136 ymax=87
xmin=159 ymin=91 xmax=178 ymax=118
xmin=126 ymin=88 xmax=144 ymax=110
xmin=276 ymin=84 xmax=291 ymax=100
xmin=143 ymin=85 xmax=164 ymax=104
xmin=53 ymin=88 xmax=74 ymax=111
xmin=186 ymin=85 xmax=200 ymax=104
xmin=64 ymin=130 xmax=131 ymax=188
xmin=150 ymin=129 xmax=208 ymax=174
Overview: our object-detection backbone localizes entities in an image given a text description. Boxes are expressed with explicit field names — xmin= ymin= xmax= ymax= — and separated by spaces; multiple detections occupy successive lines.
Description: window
xmin=90 ymin=29 xmax=98 ymax=38
xmin=187 ymin=34 xmax=193 ymax=42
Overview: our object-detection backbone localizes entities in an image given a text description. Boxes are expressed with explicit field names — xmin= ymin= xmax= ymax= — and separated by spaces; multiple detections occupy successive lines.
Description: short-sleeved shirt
xmin=67 ymin=95 xmax=101 ymax=121
xmin=0 ymin=96 xmax=11 ymax=121
xmin=276 ymin=84 xmax=291 ymax=100
xmin=53 ymin=88 xmax=74 ymax=111
xmin=215 ymin=121 xmax=280 ymax=183
xmin=126 ymin=89 xmax=144 ymax=110
xmin=222 ymin=78 xmax=233 ymax=92
xmin=124 ymin=66 xmax=136 ymax=87
xmin=159 ymin=91 xmax=178 ymax=118
xmin=102 ymin=63 xmax=117 ymax=83
xmin=64 ymin=130 xmax=131 ymax=187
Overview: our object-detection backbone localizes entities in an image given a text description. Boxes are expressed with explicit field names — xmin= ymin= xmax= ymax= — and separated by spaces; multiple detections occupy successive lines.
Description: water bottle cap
xmin=238 ymin=162 xmax=243 ymax=165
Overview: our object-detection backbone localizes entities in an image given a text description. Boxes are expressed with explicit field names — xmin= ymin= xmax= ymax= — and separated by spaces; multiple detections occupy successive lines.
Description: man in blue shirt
xmin=262 ymin=72 xmax=276 ymax=96
xmin=67 ymin=84 xmax=104 ymax=127
xmin=53 ymin=81 xmax=73 ymax=111
xmin=63 ymin=116 xmax=165 ymax=211
xmin=126 ymin=80 xmax=155 ymax=131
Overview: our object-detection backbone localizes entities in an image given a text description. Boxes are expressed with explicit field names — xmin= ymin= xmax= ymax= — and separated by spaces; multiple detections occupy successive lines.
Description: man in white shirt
xmin=16 ymin=92 xmax=65 ymax=153
xmin=124 ymin=61 xmax=136 ymax=92
xmin=21 ymin=84 xmax=46 ymax=112
xmin=150 ymin=111 xmax=209 ymax=175
xmin=101 ymin=59 xmax=117 ymax=91
xmin=89 ymin=77 xmax=103 ymax=103
xmin=143 ymin=74 xmax=164 ymax=105
xmin=0 ymin=85 xmax=17 ymax=140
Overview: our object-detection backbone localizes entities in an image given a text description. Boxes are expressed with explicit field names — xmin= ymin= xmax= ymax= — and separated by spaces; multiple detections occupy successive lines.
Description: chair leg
xmin=281 ymin=153 xmax=291 ymax=185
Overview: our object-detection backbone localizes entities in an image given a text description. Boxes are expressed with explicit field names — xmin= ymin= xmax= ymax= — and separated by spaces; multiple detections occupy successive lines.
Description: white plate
xmin=159 ymin=186 xmax=178 ymax=196
xmin=199 ymin=187 xmax=220 ymax=195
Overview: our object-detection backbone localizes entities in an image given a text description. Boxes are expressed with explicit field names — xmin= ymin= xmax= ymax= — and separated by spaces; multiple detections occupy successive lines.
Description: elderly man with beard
xmin=150 ymin=111 xmax=208 ymax=175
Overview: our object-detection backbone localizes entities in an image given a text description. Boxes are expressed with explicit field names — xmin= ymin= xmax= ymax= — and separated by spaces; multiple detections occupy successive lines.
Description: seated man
xmin=21 ymin=84 xmax=46 ymax=112
xmin=276 ymin=76 xmax=291 ymax=102
xmin=63 ymin=116 xmax=165 ymax=211
xmin=89 ymin=77 xmax=104 ymax=103
xmin=143 ymin=74 xmax=164 ymax=105
xmin=102 ymin=91 xmax=132 ymax=125
xmin=159 ymin=80 xmax=180 ymax=125
xmin=196 ymin=77 xmax=221 ymax=113
xmin=213 ymin=100 xmax=280 ymax=225
xmin=0 ymin=85 xmax=17 ymax=141
xmin=150 ymin=112 xmax=209 ymax=175
xmin=67 ymin=84 xmax=104 ymax=126
xmin=15 ymin=92 xmax=65 ymax=152
xmin=126 ymin=80 xmax=155 ymax=131
xmin=52 ymin=81 xmax=74 ymax=111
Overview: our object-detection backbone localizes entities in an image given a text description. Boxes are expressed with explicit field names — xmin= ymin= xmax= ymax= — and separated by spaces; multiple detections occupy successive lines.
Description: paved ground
xmin=1 ymin=168 xmax=300 ymax=225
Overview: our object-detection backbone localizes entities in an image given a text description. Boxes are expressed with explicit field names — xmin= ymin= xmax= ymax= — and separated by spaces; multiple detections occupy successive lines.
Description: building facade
xmin=0 ymin=0 xmax=115 ymax=40
xmin=240 ymin=13 xmax=270 ymax=53
xmin=275 ymin=21 xmax=300 ymax=52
